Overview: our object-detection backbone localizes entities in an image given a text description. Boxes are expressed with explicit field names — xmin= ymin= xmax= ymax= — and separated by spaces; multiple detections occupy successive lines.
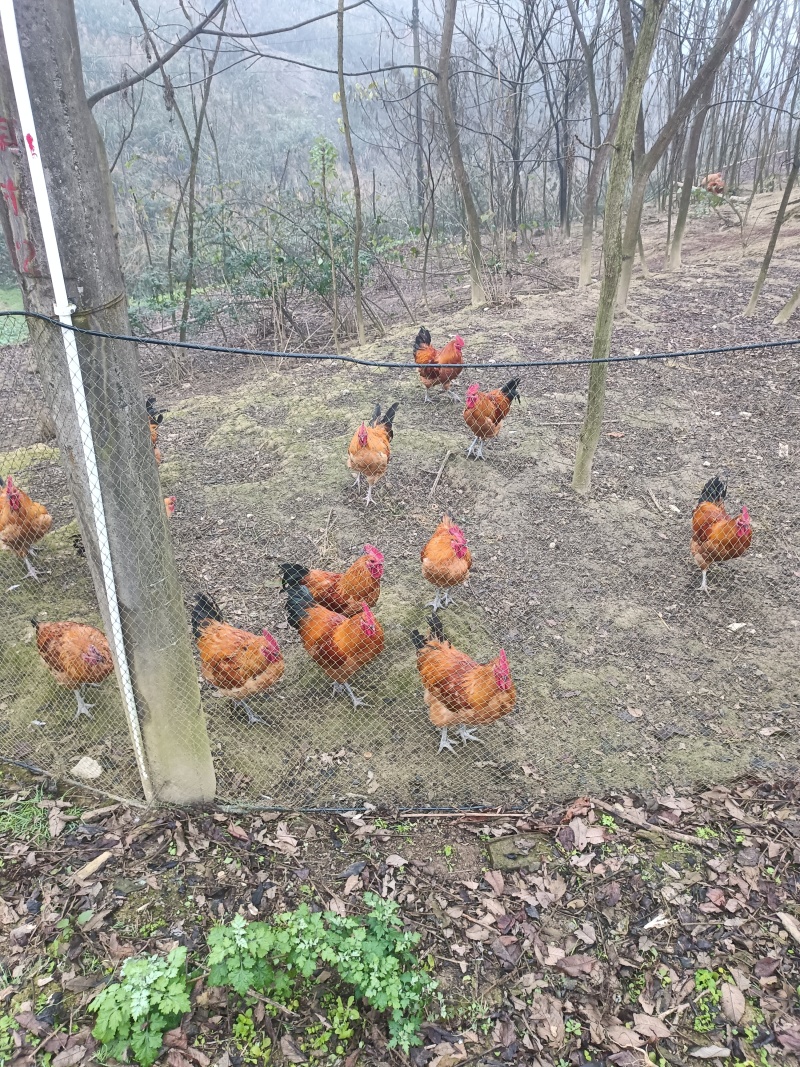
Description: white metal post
xmin=0 ymin=0 xmax=151 ymax=796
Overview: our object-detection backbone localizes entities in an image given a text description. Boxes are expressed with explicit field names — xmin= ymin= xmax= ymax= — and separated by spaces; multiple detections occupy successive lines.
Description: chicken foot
xmin=74 ymin=689 xmax=94 ymax=718
xmin=332 ymin=682 xmax=364 ymax=708
xmin=426 ymin=589 xmax=453 ymax=611
xmin=457 ymin=725 xmax=482 ymax=745
xmin=23 ymin=554 xmax=41 ymax=581
xmin=438 ymin=724 xmax=482 ymax=753
xmin=237 ymin=699 xmax=264 ymax=725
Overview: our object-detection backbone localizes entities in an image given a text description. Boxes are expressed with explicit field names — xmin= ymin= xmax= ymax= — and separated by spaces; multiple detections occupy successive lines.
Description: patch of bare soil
xmin=0 ymin=192 xmax=798 ymax=809
xmin=0 ymin=775 xmax=798 ymax=1065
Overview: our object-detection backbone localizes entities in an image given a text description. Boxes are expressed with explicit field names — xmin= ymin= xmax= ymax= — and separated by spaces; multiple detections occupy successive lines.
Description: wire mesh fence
xmin=1 ymin=311 xmax=799 ymax=809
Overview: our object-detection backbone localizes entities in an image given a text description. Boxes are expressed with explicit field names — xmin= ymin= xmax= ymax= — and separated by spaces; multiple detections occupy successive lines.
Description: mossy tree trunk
xmin=438 ymin=0 xmax=486 ymax=307
xmin=572 ymin=0 xmax=667 ymax=496
xmin=0 ymin=0 xmax=216 ymax=803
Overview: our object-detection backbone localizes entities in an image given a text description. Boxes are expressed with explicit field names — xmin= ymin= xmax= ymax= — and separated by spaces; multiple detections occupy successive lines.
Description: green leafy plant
xmin=232 ymin=1008 xmax=271 ymax=1065
xmin=89 ymin=946 xmax=191 ymax=1066
xmin=207 ymin=894 xmax=436 ymax=1051
xmin=0 ymin=1015 xmax=20 ymax=1067
xmin=693 ymin=968 xmax=723 ymax=1032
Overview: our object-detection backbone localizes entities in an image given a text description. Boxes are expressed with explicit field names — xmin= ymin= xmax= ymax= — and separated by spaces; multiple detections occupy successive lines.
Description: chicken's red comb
xmin=363 ymin=544 xmax=384 ymax=562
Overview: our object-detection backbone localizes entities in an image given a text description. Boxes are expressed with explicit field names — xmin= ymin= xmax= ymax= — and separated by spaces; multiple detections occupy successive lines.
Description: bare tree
xmin=337 ymin=0 xmax=366 ymax=343
xmin=438 ymin=0 xmax=486 ymax=306
xmin=572 ymin=0 xmax=668 ymax=495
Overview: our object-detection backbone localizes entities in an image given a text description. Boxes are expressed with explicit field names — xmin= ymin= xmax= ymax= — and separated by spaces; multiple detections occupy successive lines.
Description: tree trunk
xmin=412 ymin=0 xmax=425 ymax=230
xmin=669 ymin=81 xmax=714 ymax=271
xmin=572 ymin=0 xmax=666 ymax=496
xmin=0 ymin=0 xmax=215 ymax=803
xmin=337 ymin=0 xmax=366 ymax=344
xmin=774 ymin=279 xmax=800 ymax=324
xmin=746 ymin=120 xmax=800 ymax=316
xmin=438 ymin=0 xmax=486 ymax=306
xmin=617 ymin=0 xmax=757 ymax=310
xmin=179 ymin=13 xmax=225 ymax=343
xmin=578 ymin=101 xmax=621 ymax=287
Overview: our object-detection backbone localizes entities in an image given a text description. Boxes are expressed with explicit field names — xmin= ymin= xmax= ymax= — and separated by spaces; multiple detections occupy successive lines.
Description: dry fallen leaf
xmin=281 ymin=1035 xmax=307 ymax=1063
xmin=778 ymin=911 xmax=800 ymax=945
xmin=607 ymin=1025 xmax=645 ymax=1049
xmin=483 ymin=870 xmax=505 ymax=895
xmin=633 ymin=1013 xmax=671 ymax=1042
xmin=720 ymin=983 xmax=745 ymax=1024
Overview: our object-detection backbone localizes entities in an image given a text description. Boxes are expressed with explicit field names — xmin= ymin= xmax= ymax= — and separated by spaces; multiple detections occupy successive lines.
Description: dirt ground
xmin=0 ymin=191 xmax=799 ymax=808
xmin=0 ymin=773 xmax=798 ymax=1065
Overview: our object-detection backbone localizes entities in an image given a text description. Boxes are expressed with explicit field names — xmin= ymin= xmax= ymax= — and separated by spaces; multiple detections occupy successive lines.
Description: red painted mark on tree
xmin=15 ymin=238 xmax=35 ymax=273
xmin=0 ymin=117 xmax=19 ymax=152
xmin=0 ymin=178 xmax=19 ymax=216
xmin=25 ymin=133 xmax=35 ymax=156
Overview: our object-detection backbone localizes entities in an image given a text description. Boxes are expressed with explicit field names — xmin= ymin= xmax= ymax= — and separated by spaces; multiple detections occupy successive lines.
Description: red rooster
xmin=413 ymin=327 xmax=465 ymax=402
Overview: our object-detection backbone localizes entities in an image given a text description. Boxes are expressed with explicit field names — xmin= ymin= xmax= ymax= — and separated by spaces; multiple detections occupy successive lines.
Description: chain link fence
xmin=1 ymin=312 xmax=799 ymax=809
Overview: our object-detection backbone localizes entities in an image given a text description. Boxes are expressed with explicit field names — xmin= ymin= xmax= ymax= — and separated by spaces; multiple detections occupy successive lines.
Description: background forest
xmin=10 ymin=0 xmax=794 ymax=348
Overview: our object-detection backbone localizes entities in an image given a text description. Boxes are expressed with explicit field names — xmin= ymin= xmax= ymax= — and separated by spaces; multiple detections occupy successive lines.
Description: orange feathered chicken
xmin=691 ymin=474 xmax=752 ymax=593
xmin=192 ymin=593 xmax=284 ymax=723
xmin=421 ymin=516 xmax=472 ymax=611
xmin=411 ymin=614 xmax=515 ymax=753
xmin=703 ymin=173 xmax=724 ymax=195
xmin=347 ymin=402 xmax=399 ymax=505
xmin=286 ymin=585 xmax=384 ymax=708
xmin=146 ymin=396 xmax=164 ymax=466
xmin=32 ymin=619 xmax=114 ymax=718
xmin=279 ymin=545 xmax=383 ymax=616
xmin=413 ymin=327 xmax=465 ymax=402
xmin=463 ymin=378 xmax=521 ymax=459
xmin=0 ymin=474 xmax=53 ymax=579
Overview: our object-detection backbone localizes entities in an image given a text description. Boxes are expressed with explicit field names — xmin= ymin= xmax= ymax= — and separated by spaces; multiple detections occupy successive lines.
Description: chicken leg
xmin=426 ymin=589 xmax=453 ymax=612
xmin=332 ymin=682 xmax=365 ymax=708
xmin=74 ymin=689 xmax=94 ymax=718
xmin=457 ymin=725 xmax=482 ymax=745
xmin=237 ymin=699 xmax=264 ymax=725
xmin=437 ymin=726 xmax=455 ymax=753
xmin=23 ymin=555 xmax=41 ymax=581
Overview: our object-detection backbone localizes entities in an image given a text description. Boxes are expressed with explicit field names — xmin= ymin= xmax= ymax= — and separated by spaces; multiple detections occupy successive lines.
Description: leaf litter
xmin=0 ymin=774 xmax=797 ymax=1065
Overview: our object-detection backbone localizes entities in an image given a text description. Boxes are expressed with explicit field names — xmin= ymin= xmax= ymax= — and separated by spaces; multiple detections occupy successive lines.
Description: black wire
xmin=2 ymin=309 xmax=798 ymax=370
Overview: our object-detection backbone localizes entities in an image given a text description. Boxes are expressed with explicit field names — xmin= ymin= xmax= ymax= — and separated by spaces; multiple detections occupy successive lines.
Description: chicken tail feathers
xmin=428 ymin=611 xmax=445 ymax=643
xmin=410 ymin=628 xmax=427 ymax=652
xmin=286 ymin=585 xmax=316 ymax=630
xmin=191 ymin=592 xmax=224 ymax=638
xmin=373 ymin=402 xmax=400 ymax=439
xmin=413 ymin=326 xmax=432 ymax=354
xmin=279 ymin=562 xmax=310 ymax=589
xmin=501 ymin=378 xmax=522 ymax=403
xmin=698 ymin=474 xmax=727 ymax=506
